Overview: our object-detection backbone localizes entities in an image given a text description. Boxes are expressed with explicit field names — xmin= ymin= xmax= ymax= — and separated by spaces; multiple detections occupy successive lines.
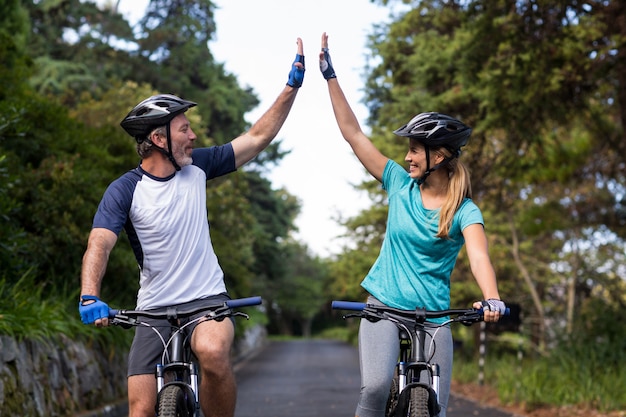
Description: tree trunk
xmin=508 ymin=215 xmax=547 ymax=353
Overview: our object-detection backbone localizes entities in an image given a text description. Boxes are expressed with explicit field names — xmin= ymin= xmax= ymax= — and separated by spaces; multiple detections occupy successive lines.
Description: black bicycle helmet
xmin=120 ymin=94 xmax=197 ymax=141
xmin=393 ymin=112 xmax=471 ymax=153
xmin=394 ymin=112 xmax=472 ymax=184
xmin=120 ymin=94 xmax=197 ymax=171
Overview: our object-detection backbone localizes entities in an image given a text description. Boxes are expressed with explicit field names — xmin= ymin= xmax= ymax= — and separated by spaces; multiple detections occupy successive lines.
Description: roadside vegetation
xmin=453 ymin=303 xmax=626 ymax=413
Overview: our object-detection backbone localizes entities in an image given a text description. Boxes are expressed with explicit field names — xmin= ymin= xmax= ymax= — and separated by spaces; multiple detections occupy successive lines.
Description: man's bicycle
xmin=108 ymin=296 xmax=262 ymax=417
xmin=331 ymin=300 xmax=508 ymax=417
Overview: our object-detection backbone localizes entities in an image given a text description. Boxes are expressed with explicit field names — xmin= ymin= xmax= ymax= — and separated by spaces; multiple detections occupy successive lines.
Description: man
xmin=79 ymin=38 xmax=305 ymax=417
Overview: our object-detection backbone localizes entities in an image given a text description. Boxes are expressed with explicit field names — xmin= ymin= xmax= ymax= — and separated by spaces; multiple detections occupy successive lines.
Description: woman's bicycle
xmin=331 ymin=300 xmax=509 ymax=417
xmin=108 ymin=296 xmax=262 ymax=417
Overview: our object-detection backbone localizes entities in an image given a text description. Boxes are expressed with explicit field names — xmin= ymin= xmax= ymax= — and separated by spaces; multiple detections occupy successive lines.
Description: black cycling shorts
xmin=127 ymin=293 xmax=234 ymax=376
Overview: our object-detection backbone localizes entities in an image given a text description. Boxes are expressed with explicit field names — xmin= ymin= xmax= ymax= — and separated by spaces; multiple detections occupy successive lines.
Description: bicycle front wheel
xmin=408 ymin=385 xmax=431 ymax=417
xmin=385 ymin=373 xmax=399 ymax=417
xmin=158 ymin=384 xmax=192 ymax=417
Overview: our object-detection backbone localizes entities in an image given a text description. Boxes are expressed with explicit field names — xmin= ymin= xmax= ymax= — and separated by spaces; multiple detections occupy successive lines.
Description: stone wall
xmin=0 ymin=324 xmax=267 ymax=416
xmin=0 ymin=334 xmax=127 ymax=416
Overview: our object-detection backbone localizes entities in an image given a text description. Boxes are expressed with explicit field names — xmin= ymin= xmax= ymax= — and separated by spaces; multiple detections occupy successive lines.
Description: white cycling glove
xmin=481 ymin=299 xmax=506 ymax=314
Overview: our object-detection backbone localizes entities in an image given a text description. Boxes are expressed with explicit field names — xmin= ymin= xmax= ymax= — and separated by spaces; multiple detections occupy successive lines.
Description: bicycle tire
xmin=157 ymin=384 xmax=192 ymax=417
xmin=385 ymin=374 xmax=399 ymax=417
xmin=408 ymin=385 xmax=431 ymax=417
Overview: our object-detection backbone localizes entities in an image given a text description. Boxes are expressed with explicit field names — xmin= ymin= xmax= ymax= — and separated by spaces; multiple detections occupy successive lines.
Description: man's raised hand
xmin=287 ymin=37 xmax=305 ymax=88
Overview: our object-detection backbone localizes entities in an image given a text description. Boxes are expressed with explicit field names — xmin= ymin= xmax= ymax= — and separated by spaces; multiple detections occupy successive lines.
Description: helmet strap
xmin=417 ymin=146 xmax=457 ymax=185
xmin=417 ymin=146 xmax=432 ymax=185
xmin=144 ymin=124 xmax=182 ymax=171
xmin=165 ymin=123 xmax=181 ymax=171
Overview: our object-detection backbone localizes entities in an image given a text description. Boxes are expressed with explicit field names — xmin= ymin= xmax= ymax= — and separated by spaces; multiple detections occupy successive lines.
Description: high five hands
xmin=287 ymin=33 xmax=338 ymax=87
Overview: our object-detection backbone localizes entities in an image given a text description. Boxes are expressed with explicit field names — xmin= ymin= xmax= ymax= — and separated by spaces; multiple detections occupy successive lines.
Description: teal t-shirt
xmin=361 ymin=160 xmax=484 ymax=321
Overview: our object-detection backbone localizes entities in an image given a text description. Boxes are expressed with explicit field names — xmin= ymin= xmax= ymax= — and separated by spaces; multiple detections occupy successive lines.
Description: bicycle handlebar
xmin=331 ymin=300 xmax=367 ymax=311
xmin=331 ymin=300 xmax=510 ymax=321
xmin=108 ymin=296 xmax=263 ymax=320
xmin=226 ymin=296 xmax=262 ymax=309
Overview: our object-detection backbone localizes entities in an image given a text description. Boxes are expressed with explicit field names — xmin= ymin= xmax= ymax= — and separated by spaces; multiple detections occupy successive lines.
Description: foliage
xmin=315 ymin=326 xmax=356 ymax=345
xmin=454 ymin=328 xmax=626 ymax=412
xmin=0 ymin=271 xmax=127 ymax=346
xmin=0 ymin=155 xmax=30 ymax=278
xmin=135 ymin=0 xmax=258 ymax=144
xmin=269 ymin=242 xmax=328 ymax=337
xmin=326 ymin=180 xmax=387 ymax=301
xmin=358 ymin=0 xmax=626 ymax=355
xmin=0 ymin=0 xmax=311 ymax=336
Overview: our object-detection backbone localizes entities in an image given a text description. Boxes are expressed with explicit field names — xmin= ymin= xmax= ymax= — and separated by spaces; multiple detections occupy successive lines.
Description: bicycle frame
xmin=109 ymin=296 xmax=262 ymax=417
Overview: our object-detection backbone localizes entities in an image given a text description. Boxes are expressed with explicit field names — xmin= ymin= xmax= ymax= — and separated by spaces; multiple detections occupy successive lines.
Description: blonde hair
xmin=433 ymin=148 xmax=472 ymax=239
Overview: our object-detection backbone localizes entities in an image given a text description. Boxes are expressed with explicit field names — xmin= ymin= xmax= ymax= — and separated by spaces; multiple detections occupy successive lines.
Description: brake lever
xmin=456 ymin=311 xmax=483 ymax=326
xmin=111 ymin=316 xmax=136 ymax=329
xmin=230 ymin=311 xmax=250 ymax=320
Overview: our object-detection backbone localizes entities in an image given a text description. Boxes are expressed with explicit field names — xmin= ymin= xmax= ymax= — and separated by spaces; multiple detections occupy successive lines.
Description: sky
xmin=114 ymin=0 xmax=398 ymax=256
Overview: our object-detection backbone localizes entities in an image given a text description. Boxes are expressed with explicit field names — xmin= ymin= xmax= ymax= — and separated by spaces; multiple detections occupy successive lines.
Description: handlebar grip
xmin=108 ymin=308 xmax=119 ymax=318
xmin=331 ymin=301 xmax=366 ymax=311
xmin=226 ymin=296 xmax=262 ymax=309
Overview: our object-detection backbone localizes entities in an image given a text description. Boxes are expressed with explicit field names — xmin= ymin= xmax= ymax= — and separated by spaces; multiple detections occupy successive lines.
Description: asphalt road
xmin=234 ymin=339 xmax=518 ymax=417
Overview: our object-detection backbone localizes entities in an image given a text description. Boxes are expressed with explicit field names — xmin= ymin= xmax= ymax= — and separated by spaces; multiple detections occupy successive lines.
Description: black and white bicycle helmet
xmin=393 ymin=112 xmax=471 ymax=153
xmin=394 ymin=112 xmax=472 ymax=184
xmin=120 ymin=94 xmax=197 ymax=141
xmin=120 ymin=94 xmax=197 ymax=171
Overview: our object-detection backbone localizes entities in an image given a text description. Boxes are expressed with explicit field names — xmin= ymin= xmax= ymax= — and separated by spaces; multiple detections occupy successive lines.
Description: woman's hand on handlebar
xmin=473 ymin=299 xmax=506 ymax=322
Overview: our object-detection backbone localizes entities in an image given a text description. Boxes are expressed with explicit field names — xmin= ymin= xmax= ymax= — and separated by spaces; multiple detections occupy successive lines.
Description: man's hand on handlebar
xmin=79 ymin=295 xmax=110 ymax=327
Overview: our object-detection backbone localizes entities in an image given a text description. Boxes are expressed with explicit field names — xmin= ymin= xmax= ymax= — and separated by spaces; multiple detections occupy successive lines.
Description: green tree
xmin=2 ymin=0 xmax=301 ymax=314
xmin=23 ymin=0 xmax=135 ymax=104
xmin=351 ymin=0 xmax=626 ymax=351
xmin=135 ymin=0 xmax=257 ymax=144
xmin=267 ymin=241 xmax=328 ymax=337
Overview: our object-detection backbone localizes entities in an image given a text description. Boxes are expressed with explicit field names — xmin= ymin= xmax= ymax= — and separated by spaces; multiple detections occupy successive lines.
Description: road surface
xmin=234 ymin=339 xmax=518 ymax=417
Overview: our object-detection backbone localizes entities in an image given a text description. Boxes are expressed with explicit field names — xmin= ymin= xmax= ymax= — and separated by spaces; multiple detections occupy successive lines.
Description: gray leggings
xmin=355 ymin=297 xmax=453 ymax=417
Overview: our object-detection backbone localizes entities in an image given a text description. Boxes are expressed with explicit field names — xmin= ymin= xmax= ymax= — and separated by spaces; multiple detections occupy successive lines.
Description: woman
xmin=318 ymin=32 xmax=505 ymax=417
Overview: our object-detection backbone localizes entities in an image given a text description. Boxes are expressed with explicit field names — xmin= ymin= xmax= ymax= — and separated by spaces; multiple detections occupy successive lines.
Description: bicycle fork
xmin=398 ymin=330 xmax=440 ymax=398
xmin=156 ymin=328 xmax=201 ymax=407
xmin=156 ymin=362 xmax=200 ymax=403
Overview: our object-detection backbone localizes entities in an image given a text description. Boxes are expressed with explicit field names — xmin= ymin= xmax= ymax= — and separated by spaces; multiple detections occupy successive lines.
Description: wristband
xmin=319 ymin=48 xmax=336 ymax=80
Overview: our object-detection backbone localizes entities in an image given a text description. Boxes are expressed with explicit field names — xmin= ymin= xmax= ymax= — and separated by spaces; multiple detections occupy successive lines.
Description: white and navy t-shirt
xmin=93 ymin=144 xmax=236 ymax=310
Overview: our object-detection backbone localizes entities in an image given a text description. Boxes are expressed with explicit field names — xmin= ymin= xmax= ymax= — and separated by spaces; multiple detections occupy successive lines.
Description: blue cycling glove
xmin=79 ymin=295 xmax=110 ymax=324
xmin=319 ymin=47 xmax=336 ymax=80
xmin=287 ymin=54 xmax=305 ymax=88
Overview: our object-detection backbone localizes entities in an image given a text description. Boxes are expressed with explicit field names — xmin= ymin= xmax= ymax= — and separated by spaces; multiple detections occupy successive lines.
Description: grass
xmin=453 ymin=343 xmax=626 ymax=413
xmin=0 ymin=272 xmax=131 ymax=348
xmin=315 ymin=325 xmax=356 ymax=344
